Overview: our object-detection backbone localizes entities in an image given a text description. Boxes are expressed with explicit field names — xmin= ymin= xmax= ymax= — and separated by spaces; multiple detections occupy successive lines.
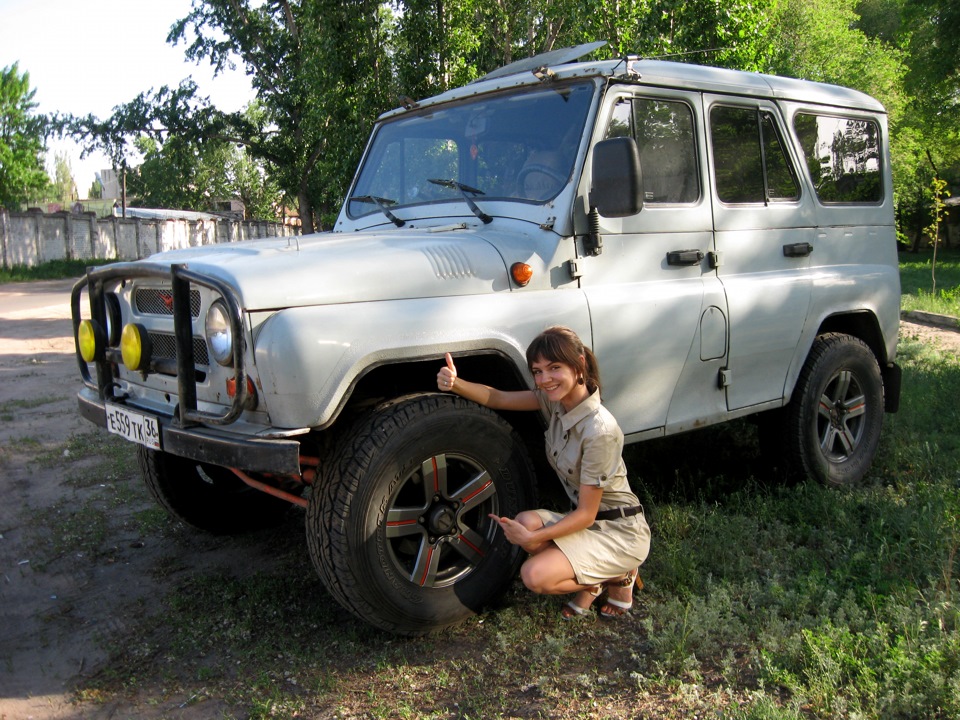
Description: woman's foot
xmin=560 ymin=584 xmax=602 ymax=619
xmin=600 ymin=567 xmax=641 ymax=618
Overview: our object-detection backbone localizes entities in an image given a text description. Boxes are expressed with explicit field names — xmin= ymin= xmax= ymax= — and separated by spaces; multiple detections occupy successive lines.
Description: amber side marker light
xmin=226 ymin=376 xmax=257 ymax=400
xmin=511 ymin=262 xmax=533 ymax=287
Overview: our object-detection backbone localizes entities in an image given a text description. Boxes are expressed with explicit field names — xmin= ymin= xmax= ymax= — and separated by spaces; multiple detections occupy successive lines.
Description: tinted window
xmin=794 ymin=113 xmax=882 ymax=203
xmin=605 ymin=97 xmax=699 ymax=204
xmin=711 ymin=106 xmax=799 ymax=204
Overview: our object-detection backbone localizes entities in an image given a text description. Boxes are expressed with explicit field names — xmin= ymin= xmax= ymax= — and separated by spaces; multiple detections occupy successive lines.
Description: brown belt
xmin=595 ymin=505 xmax=644 ymax=521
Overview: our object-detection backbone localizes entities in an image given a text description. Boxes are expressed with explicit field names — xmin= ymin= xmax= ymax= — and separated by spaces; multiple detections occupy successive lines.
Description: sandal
xmin=560 ymin=584 xmax=602 ymax=620
xmin=600 ymin=567 xmax=641 ymax=618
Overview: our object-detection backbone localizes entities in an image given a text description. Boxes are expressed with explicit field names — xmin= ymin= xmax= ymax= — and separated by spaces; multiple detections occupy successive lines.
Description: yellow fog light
xmin=77 ymin=319 xmax=104 ymax=362
xmin=120 ymin=323 xmax=151 ymax=371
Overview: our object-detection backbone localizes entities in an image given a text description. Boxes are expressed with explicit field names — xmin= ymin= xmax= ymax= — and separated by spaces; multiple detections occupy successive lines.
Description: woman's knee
xmin=520 ymin=559 xmax=547 ymax=594
xmin=515 ymin=510 xmax=543 ymax=531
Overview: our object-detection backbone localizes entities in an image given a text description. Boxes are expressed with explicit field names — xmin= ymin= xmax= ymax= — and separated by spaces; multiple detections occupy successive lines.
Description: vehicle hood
xmin=138 ymin=228 xmax=511 ymax=310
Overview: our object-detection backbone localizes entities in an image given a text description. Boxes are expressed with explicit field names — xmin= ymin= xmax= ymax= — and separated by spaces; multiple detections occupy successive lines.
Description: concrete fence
xmin=0 ymin=209 xmax=299 ymax=269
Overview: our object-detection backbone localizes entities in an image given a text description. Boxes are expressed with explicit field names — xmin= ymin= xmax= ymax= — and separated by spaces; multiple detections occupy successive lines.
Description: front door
xmin=579 ymin=88 xmax=726 ymax=436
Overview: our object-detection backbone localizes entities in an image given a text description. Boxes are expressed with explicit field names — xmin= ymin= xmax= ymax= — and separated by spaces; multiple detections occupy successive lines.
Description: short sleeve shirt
xmin=536 ymin=389 xmax=639 ymax=511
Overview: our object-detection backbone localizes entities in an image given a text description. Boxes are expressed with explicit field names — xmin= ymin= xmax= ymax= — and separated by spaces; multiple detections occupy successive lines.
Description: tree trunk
xmin=298 ymin=190 xmax=316 ymax=234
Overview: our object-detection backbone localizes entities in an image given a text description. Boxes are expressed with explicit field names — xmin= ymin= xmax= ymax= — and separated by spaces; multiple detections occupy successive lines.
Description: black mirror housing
xmin=590 ymin=137 xmax=643 ymax=217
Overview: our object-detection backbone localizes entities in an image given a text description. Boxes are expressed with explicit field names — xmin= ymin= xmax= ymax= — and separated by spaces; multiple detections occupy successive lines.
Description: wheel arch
xmin=784 ymin=309 xmax=895 ymax=409
xmin=326 ymin=349 xmax=551 ymax=492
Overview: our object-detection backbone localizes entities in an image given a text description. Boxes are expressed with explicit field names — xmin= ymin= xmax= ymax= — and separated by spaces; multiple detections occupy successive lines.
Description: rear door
xmin=706 ymin=97 xmax=817 ymax=411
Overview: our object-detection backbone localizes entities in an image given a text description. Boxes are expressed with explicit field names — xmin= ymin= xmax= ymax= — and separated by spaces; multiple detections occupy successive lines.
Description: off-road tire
xmin=306 ymin=394 xmax=536 ymax=634
xmin=138 ymin=446 xmax=292 ymax=534
xmin=780 ymin=332 xmax=885 ymax=486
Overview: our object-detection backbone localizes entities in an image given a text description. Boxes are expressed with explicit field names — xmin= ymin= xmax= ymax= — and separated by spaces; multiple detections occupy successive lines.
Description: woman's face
xmin=530 ymin=355 xmax=586 ymax=410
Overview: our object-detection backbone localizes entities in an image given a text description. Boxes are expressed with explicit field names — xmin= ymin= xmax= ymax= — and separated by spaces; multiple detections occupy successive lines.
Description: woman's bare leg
xmin=513 ymin=510 xmax=551 ymax=555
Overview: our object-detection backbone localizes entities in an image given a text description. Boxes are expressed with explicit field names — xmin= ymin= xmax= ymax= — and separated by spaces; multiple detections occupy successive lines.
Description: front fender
xmin=253 ymin=291 xmax=590 ymax=429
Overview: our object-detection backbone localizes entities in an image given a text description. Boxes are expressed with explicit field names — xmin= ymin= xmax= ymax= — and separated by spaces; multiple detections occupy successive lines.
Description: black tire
xmin=307 ymin=394 xmax=536 ymax=634
xmin=782 ymin=333 xmax=885 ymax=486
xmin=138 ymin=446 xmax=292 ymax=534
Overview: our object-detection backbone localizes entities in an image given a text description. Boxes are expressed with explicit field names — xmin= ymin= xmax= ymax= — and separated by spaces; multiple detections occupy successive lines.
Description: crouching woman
xmin=437 ymin=326 xmax=650 ymax=618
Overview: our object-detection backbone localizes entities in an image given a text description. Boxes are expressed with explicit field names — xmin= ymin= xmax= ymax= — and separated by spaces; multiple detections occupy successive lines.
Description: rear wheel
xmin=307 ymin=394 xmax=536 ymax=634
xmin=139 ymin=446 xmax=292 ymax=534
xmin=779 ymin=333 xmax=885 ymax=486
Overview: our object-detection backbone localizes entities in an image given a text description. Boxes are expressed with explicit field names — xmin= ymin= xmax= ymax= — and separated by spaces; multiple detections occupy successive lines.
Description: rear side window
xmin=710 ymin=106 xmax=800 ymax=204
xmin=793 ymin=113 xmax=882 ymax=203
xmin=605 ymin=97 xmax=699 ymax=204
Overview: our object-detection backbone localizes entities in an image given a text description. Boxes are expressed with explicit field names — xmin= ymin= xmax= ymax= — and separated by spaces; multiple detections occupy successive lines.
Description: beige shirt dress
xmin=533 ymin=389 xmax=651 ymax=586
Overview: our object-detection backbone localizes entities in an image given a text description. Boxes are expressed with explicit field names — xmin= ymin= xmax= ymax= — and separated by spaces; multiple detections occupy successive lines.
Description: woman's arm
xmin=493 ymin=484 xmax=604 ymax=547
xmin=438 ymin=352 xmax=539 ymax=411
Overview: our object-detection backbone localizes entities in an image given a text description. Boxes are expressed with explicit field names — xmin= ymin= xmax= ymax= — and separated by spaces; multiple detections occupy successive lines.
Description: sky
xmin=0 ymin=0 xmax=255 ymax=195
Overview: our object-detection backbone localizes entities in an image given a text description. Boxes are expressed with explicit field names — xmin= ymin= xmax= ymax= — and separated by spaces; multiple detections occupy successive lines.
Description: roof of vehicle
xmin=380 ymin=43 xmax=886 ymax=120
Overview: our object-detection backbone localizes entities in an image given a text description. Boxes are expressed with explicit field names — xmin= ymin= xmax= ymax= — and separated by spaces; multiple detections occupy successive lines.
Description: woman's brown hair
xmin=525 ymin=326 xmax=602 ymax=396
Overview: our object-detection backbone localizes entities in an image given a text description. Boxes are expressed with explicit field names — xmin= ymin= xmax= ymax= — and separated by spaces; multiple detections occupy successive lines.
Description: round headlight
xmin=205 ymin=300 xmax=234 ymax=367
xmin=120 ymin=323 xmax=151 ymax=371
xmin=78 ymin=319 xmax=104 ymax=362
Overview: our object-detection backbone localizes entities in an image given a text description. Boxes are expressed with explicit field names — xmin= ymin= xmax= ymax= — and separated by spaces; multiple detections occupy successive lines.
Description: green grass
xmin=69 ymin=328 xmax=960 ymax=719
xmin=899 ymin=247 xmax=960 ymax=318
xmin=0 ymin=258 xmax=117 ymax=283
xmin=40 ymin=247 xmax=959 ymax=717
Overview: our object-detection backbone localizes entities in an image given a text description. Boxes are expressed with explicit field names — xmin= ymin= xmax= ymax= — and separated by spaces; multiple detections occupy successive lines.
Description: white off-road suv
xmin=72 ymin=43 xmax=901 ymax=633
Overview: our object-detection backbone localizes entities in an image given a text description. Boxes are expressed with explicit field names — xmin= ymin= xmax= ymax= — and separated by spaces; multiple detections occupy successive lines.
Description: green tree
xmin=164 ymin=0 xmax=395 ymax=231
xmin=225 ymin=146 xmax=285 ymax=220
xmin=0 ymin=63 xmax=50 ymax=209
xmin=49 ymin=151 xmax=76 ymax=205
xmin=126 ymin=134 xmax=232 ymax=211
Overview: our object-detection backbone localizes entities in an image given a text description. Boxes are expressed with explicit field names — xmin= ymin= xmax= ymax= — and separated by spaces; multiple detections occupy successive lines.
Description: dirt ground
xmin=0 ymin=279 xmax=957 ymax=720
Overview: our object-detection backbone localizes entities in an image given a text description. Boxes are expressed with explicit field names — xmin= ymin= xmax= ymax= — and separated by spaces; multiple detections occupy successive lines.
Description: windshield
xmin=347 ymin=81 xmax=595 ymax=220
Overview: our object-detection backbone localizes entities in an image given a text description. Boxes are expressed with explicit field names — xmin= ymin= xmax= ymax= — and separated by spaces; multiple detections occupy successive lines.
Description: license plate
xmin=105 ymin=403 xmax=162 ymax=449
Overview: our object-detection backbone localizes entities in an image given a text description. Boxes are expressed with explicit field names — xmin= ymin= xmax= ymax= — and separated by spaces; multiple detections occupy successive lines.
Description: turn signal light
xmin=226 ymin=375 xmax=257 ymax=409
xmin=120 ymin=323 xmax=152 ymax=371
xmin=77 ymin=319 xmax=105 ymax=362
xmin=511 ymin=262 xmax=533 ymax=287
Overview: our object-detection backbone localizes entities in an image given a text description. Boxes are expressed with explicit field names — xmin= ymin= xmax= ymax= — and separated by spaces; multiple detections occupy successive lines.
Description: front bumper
xmin=78 ymin=390 xmax=301 ymax=474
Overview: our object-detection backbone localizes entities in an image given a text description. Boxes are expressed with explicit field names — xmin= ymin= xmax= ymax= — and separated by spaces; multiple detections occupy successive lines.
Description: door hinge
xmin=718 ymin=367 xmax=732 ymax=389
xmin=568 ymin=259 xmax=582 ymax=280
xmin=708 ymin=251 xmax=723 ymax=268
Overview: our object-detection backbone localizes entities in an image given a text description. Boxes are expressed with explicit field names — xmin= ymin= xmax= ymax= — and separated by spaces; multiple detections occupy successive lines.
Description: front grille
xmin=136 ymin=288 xmax=202 ymax=317
xmin=148 ymin=332 xmax=210 ymax=366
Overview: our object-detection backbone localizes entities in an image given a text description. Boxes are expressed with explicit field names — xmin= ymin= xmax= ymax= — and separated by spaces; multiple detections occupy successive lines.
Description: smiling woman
xmin=436 ymin=326 xmax=651 ymax=620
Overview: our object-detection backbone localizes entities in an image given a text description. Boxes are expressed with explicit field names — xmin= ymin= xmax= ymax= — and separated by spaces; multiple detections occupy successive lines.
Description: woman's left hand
xmin=489 ymin=514 xmax=534 ymax=546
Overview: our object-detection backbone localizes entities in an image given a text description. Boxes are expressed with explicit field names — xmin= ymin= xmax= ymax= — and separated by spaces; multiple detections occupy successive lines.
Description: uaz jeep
xmin=72 ymin=43 xmax=901 ymax=633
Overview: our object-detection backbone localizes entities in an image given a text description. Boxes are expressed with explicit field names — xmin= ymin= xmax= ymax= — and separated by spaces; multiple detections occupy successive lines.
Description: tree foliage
xmin=53 ymin=0 xmax=958 ymax=243
xmin=0 ymin=63 xmax=50 ymax=209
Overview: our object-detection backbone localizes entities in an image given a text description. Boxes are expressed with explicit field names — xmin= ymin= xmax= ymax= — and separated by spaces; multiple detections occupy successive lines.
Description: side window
xmin=793 ymin=113 xmax=882 ymax=203
xmin=711 ymin=106 xmax=800 ymax=204
xmin=604 ymin=97 xmax=699 ymax=204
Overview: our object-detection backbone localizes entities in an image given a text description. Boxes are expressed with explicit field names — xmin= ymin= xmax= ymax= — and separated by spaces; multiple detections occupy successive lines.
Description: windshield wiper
xmin=350 ymin=195 xmax=406 ymax=227
xmin=427 ymin=179 xmax=493 ymax=224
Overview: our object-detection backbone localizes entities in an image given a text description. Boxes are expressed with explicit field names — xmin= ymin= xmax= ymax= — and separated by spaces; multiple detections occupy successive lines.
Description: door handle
xmin=666 ymin=249 xmax=704 ymax=266
xmin=783 ymin=242 xmax=813 ymax=257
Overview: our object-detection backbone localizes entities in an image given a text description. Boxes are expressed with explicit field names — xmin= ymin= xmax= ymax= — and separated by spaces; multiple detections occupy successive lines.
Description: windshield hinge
xmin=532 ymin=66 xmax=556 ymax=81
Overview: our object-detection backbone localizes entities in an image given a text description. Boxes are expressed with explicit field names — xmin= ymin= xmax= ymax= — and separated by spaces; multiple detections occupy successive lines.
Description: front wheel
xmin=138 ymin=446 xmax=292 ymax=534
xmin=782 ymin=333 xmax=885 ymax=486
xmin=307 ymin=395 xmax=536 ymax=634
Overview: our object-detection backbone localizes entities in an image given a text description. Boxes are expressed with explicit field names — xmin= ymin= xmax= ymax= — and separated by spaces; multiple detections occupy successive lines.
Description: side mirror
xmin=590 ymin=137 xmax=643 ymax=217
